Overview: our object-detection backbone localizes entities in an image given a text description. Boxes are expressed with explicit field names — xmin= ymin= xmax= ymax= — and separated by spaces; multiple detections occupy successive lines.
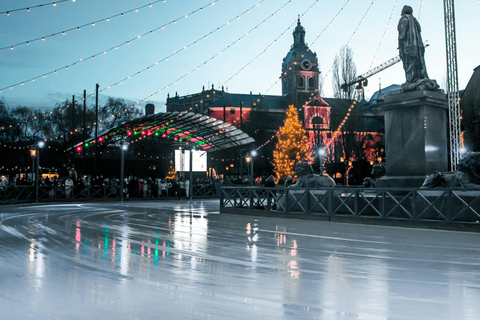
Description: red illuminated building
xmin=166 ymin=19 xmax=385 ymax=183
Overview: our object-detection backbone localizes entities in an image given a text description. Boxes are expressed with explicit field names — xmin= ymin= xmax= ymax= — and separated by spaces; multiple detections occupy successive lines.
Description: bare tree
xmin=99 ymin=97 xmax=142 ymax=131
xmin=332 ymin=45 xmax=357 ymax=100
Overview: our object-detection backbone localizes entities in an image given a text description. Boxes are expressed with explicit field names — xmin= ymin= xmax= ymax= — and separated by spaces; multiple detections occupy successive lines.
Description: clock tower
xmin=281 ymin=18 xmax=320 ymax=110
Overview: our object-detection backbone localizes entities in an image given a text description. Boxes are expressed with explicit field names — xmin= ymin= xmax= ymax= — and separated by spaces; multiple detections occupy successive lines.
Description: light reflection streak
xmin=290 ymin=239 xmax=297 ymax=257
xmin=27 ymin=240 xmax=45 ymax=292
xmin=287 ymin=260 xmax=299 ymax=278
xmin=75 ymin=220 xmax=81 ymax=252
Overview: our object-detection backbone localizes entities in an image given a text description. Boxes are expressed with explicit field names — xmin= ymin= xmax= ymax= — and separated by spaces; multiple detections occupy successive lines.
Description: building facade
xmin=166 ymin=19 xmax=384 ymax=183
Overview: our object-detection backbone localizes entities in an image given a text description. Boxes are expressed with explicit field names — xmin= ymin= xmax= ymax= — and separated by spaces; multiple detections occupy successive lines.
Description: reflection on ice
xmin=0 ymin=200 xmax=479 ymax=319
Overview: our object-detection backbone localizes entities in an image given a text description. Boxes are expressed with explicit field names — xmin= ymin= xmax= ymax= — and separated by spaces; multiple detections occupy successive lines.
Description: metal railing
xmin=0 ymin=184 xmax=219 ymax=204
xmin=220 ymin=186 xmax=480 ymax=224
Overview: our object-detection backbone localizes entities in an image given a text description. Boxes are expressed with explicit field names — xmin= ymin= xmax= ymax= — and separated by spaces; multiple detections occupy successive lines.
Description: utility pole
xmin=444 ymin=0 xmax=461 ymax=170
xmin=240 ymin=101 xmax=243 ymax=127
xmin=94 ymin=84 xmax=99 ymax=180
xmin=82 ymin=90 xmax=86 ymax=176
xmin=71 ymin=95 xmax=75 ymax=166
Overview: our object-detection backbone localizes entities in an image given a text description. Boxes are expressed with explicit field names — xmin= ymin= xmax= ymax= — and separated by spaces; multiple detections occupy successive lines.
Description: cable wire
xmin=2 ymin=0 xmax=165 ymax=51
xmin=0 ymin=0 xmax=75 ymax=16
xmin=0 ymin=0 xmax=220 ymax=92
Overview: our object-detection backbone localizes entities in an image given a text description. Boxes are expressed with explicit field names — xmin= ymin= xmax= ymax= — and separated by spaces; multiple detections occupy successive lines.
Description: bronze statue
xmin=398 ymin=5 xmax=439 ymax=91
xmin=421 ymin=153 xmax=480 ymax=188
xmin=289 ymin=161 xmax=335 ymax=188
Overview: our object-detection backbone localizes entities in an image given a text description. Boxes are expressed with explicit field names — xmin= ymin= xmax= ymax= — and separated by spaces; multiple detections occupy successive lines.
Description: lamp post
xmin=30 ymin=148 xmax=37 ymax=200
xmin=245 ymin=150 xmax=257 ymax=186
xmin=120 ymin=141 xmax=128 ymax=202
xmin=318 ymin=146 xmax=325 ymax=174
xmin=245 ymin=155 xmax=252 ymax=185
xmin=33 ymin=141 xmax=45 ymax=202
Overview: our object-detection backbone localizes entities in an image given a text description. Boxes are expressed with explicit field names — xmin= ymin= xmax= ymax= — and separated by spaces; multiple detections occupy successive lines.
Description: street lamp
xmin=318 ymin=146 xmax=325 ymax=174
xmin=120 ymin=141 xmax=128 ymax=201
xmin=245 ymin=150 xmax=257 ymax=186
xmin=30 ymin=148 xmax=36 ymax=183
xmin=245 ymin=155 xmax=252 ymax=185
xmin=32 ymin=141 xmax=45 ymax=202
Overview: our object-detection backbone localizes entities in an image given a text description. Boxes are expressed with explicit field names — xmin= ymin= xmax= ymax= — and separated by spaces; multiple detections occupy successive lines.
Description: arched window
xmin=297 ymin=76 xmax=304 ymax=88
xmin=308 ymin=77 xmax=315 ymax=89
xmin=312 ymin=116 xmax=323 ymax=126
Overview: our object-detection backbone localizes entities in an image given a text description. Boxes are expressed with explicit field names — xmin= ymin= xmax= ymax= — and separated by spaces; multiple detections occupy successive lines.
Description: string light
xmin=100 ymin=0 xmax=268 ymax=94
xmin=326 ymin=100 xmax=357 ymax=148
xmin=139 ymin=0 xmax=294 ymax=103
xmin=367 ymin=1 xmax=398 ymax=71
xmin=321 ymin=0 xmax=376 ymax=83
xmin=418 ymin=0 xmax=423 ymax=20
xmin=223 ymin=22 xmax=295 ymax=86
xmin=1 ymin=0 xmax=164 ymax=51
xmin=0 ymin=0 xmax=221 ymax=92
xmin=310 ymin=0 xmax=351 ymax=47
xmin=0 ymin=0 xmax=75 ymax=16
xmin=256 ymin=134 xmax=276 ymax=151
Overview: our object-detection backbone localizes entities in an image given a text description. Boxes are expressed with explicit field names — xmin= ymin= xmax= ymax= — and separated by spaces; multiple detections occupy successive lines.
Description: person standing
xmin=65 ymin=177 xmax=74 ymax=198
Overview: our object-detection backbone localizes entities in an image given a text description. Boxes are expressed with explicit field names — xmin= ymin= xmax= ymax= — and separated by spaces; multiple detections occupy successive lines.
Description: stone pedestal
xmin=376 ymin=90 xmax=448 ymax=188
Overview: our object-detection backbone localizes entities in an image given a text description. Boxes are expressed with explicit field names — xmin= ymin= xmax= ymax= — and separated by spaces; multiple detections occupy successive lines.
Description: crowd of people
xmin=2 ymin=164 xmax=209 ymax=199
xmin=2 ymin=163 xmax=300 ymax=201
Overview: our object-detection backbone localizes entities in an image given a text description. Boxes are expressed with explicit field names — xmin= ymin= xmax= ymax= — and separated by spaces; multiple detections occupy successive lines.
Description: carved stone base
xmin=375 ymin=175 xmax=427 ymax=188
xmin=380 ymin=90 xmax=448 ymax=177
xmin=401 ymin=78 xmax=440 ymax=92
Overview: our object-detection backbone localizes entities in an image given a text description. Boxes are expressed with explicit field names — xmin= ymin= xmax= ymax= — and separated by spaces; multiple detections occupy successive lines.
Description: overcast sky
xmin=1 ymin=0 xmax=479 ymax=111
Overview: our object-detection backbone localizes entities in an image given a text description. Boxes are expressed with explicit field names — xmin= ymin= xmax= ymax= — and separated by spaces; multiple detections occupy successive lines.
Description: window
xmin=312 ymin=116 xmax=323 ymax=125
xmin=298 ymin=76 xmax=304 ymax=88
xmin=308 ymin=77 xmax=315 ymax=89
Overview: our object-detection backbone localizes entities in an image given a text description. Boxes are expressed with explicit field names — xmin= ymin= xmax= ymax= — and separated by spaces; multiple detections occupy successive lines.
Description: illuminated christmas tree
xmin=273 ymin=105 xmax=311 ymax=180
xmin=166 ymin=161 xmax=177 ymax=180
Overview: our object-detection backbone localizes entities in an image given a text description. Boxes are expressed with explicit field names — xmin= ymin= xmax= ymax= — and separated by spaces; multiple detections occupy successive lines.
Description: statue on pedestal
xmin=398 ymin=5 xmax=439 ymax=91
xmin=289 ymin=161 xmax=335 ymax=188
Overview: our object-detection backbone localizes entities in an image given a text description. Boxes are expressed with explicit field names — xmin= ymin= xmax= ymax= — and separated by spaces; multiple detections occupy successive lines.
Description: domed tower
xmin=281 ymin=18 xmax=320 ymax=110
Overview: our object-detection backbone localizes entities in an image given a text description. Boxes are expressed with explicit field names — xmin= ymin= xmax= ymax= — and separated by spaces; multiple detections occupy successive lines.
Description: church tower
xmin=281 ymin=18 xmax=320 ymax=110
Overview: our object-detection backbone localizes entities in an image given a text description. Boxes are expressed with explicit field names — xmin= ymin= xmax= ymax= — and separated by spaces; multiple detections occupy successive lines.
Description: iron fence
xmin=220 ymin=186 xmax=480 ymax=224
xmin=0 ymin=184 xmax=219 ymax=204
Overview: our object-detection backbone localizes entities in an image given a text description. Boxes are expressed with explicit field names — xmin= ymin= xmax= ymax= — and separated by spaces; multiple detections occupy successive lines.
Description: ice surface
xmin=0 ymin=200 xmax=479 ymax=319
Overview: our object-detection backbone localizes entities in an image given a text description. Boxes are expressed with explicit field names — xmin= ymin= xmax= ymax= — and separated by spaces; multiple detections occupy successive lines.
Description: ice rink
xmin=1 ymin=200 xmax=479 ymax=319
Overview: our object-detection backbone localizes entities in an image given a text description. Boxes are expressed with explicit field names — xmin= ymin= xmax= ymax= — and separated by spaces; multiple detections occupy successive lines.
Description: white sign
xmin=175 ymin=150 xmax=207 ymax=172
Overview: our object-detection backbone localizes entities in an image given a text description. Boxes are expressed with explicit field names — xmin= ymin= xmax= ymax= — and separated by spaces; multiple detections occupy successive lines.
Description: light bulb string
xmin=0 ymin=0 xmax=220 ymax=92
xmin=139 ymin=0 xmax=294 ymax=103
xmin=100 ymin=0 xmax=268 ymax=94
xmin=367 ymin=1 xmax=398 ymax=72
xmin=222 ymin=0 xmax=322 ymax=87
xmin=320 ymin=0 xmax=376 ymax=85
xmin=1 ymin=0 xmax=166 ymax=51
xmin=0 ymin=0 xmax=75 ymax=16
xmin=310 ymin=0 xmax=351 ymax=47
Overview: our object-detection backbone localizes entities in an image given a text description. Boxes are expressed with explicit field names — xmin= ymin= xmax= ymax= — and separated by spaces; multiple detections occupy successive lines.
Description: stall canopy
xmin=73 ymin=111 xmax=255 ymax=152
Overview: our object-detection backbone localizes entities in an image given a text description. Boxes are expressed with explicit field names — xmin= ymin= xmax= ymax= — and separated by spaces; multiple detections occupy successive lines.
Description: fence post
xmin=328 ymin=189 xmax=333 ymax=219
xmin=381 ymin=189 xmax=386 ymax=218
xmin=306 ymin=188 xmax=310 ymax=214
xmin=412 ymin=190 xmax=417 ymax=220
xmin=446 ymin=189 xmax=453 ymax=222
xmin=354 ymin=189 xmax=359 ymax=217
xmin=250 ymin=187 xmax=254 ymax=210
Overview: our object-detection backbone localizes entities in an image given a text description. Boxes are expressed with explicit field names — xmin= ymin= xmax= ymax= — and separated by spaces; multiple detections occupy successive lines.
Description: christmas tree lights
xmin=273 ymin=105 xmax=311 ymax=180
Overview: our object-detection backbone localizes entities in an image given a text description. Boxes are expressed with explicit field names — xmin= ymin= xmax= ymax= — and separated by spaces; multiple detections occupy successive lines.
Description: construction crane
xmin=341 ymin=44 xmax=430 ymax=100
xmin=341 ymin=56 xmax=401 ymax=101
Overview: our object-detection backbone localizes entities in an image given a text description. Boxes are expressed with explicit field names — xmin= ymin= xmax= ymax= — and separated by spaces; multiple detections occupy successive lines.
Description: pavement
xmin=1 ymin=200 xmax=479 ymax=319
